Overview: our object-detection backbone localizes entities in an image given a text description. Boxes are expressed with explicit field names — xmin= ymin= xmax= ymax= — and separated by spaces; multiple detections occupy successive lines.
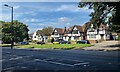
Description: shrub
xmin=117 ymin=34 xmax=120 ymax=41
xmin=31 ymin=40 xmax=37 ymax=43
xmin=47 ymin=39 xmax=52 ymax=43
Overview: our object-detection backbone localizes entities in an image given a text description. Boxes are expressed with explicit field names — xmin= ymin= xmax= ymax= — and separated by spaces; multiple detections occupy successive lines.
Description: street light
xmin=4 ymin=4 xmax=14 ymax=49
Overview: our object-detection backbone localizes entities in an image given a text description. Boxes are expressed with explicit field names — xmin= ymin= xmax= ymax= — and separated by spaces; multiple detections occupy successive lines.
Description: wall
xmin=32 ymin=32 xmax=38 ymax=41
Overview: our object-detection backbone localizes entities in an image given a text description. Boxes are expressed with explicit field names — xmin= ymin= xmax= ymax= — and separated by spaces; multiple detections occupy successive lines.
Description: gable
xmin=55 ymin=30 xmax=57 ymax=32
xmin=52 ymin=28 xmax=65 ymax=35
xmin=73 ymin=27 xmax=77 ymax=30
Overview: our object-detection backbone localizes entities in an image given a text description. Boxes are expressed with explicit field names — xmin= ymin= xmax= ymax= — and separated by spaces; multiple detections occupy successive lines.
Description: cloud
xmin=28 ymin=27 xmax=43 ymax=34
xmin=14 ymin=6 xmax=20 ymax=9
xmin=56 ymin=5 xmax=77 ymax=12
xmin=55 ymin=4 xmax=93 ymax=13
xmin=0 ymin=14 xmax=11 ymax=21
xmin=66 ymin=22 xmax=70 ymax=26
xmin=15 ymin=11 xmax=36 ymax=16
xmin=58 ymin=17 xmax=72 ymax=23
xmin=23 ymin=18 xmax=39 ymax=22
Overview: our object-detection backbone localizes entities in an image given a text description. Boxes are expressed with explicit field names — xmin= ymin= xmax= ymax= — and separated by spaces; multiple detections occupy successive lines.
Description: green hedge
xmin=117 ymin=35 xmax=120 ymax=41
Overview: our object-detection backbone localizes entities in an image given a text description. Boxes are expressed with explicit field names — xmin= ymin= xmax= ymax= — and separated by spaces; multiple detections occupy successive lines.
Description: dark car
xmin=54 ymin=39 xmax=70 ymax=44
xmin=37 ymin=41 xmax=45 ymax=44
xmin=76 ymin=40 xmax=89 ymax=44
xmin=19 ymin=42 xmax=29 ymax=45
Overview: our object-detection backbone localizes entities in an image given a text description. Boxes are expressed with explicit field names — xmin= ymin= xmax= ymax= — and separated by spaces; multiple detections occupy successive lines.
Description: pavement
xmin=1 ymin=47 xmax=120 ymax=72
xmin=82 ymin=41 xmax=120 ymax=51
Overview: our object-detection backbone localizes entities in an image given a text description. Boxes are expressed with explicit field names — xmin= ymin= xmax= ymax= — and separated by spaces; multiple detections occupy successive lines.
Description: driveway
xmin=1 ymin=47 xmax=120 ymax=72
xmin=82 ymin=41 xmax=120 ymax=51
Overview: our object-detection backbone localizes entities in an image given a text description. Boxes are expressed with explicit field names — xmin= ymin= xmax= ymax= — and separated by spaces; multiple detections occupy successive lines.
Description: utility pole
xmin=4 ymin=4 xmax=14 ymax=49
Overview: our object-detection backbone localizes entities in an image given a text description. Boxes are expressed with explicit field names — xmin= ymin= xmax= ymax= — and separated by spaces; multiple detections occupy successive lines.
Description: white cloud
xmin=55 ymin=4 xmax=93 ymax=13
xmin=58 ymin=17 xmax=72 ymax=22
xmin=66 ymin=22 xmax=70 ymax=26
xmin=23 ymin=18 xmax=39 ymax=22
xmin=15 ymin=11 xmax=36 ymax=16
xmin=28 ymin=27 xmax=43 ymax=34
xmin=0 ymin=14 xmax=11 ymax=21
xmin=56 ymin=5 xmax=77 ymax=12
xmin=14 ymin=6 xmax=20 ymax=9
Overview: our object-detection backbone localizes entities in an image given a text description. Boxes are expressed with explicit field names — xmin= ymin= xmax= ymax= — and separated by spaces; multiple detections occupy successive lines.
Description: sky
xmin=1 ymin=2 xmax=93 ymax=34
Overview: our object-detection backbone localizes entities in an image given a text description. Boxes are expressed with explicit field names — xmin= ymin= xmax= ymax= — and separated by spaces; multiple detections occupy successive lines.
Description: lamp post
xmin=4 ymin=4 xmax=14 ymax=49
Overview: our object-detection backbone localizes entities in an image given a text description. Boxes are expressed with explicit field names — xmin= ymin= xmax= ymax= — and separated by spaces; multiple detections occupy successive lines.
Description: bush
xmin=31 ymin=40 xmax=37 ymax=43
xmin=117 ymin=35 xmax=120 ymax=41
xmin=47 ymin=39 xmax=52 ymax=43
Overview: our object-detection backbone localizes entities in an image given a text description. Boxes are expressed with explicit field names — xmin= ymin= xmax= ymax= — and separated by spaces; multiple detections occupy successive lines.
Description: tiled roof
xmin=65 ymin=25 xmax=83 ymax=34
xmin=53 ymin=28 xmax=66 ymax=35
xmin=82 ymin=22 xmax=109 ymax=31
xmin=29 ymin=33 xmax=34 ymax=36
xmin=65 ymin=27 xmax=73 ymax=34
xmin=82 ymin=22 xmax=91 ymax=32
xmin=75 ymin=25 xmax=83 ymax=32
xmin=99 ymin=23 xmax=108 ymax=30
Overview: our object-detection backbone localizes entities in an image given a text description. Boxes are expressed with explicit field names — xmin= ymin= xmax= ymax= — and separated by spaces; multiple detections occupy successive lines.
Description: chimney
xmin=64 ymin=27 xmax=66 ymax=33
xmin=65 ymin=27 xmax=66 ymax=30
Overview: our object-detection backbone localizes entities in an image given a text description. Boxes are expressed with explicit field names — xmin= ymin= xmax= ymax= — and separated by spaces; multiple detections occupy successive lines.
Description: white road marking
xmin=74 ymin=62 xmax=89 ymax=66
xmin=34 ymin=59 xmax=74 ymax=67
xmin=34 ymin=58 xmax=89 ymax=67
xmin=9 ymin=57 xmax=23 ymax=60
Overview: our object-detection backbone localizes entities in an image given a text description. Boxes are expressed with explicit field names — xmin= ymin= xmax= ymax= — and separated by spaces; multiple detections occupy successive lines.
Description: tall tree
xmin=36 ymin=26 xmax=54 ymax=36
xmin=78 ymin=2 xmax=120 ymax=33
xmin=1 ymin=20 xmax=29 ymax=43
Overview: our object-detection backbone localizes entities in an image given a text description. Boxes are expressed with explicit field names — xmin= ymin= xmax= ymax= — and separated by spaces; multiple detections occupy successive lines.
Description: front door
xmin=100 ymin=34 xmax=104 ymax=41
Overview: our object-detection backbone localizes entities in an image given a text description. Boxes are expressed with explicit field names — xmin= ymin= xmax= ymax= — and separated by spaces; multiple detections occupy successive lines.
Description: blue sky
xmin=1 ymin=2 xmax=93 ymax=34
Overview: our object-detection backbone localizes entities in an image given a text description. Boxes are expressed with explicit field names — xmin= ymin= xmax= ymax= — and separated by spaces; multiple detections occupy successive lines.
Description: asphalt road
xmin=1 ymin=47 xmax=120 ymax=72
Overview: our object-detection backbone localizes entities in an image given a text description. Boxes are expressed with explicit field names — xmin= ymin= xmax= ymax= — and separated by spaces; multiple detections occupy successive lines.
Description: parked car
xmin=53 ymin=39 xmax=70 ymax=44
xmin=36 ymin=41 xmax=45 ymax=44
xmin=19 ymin=42 xmax=29 ymax=45
xmin=76 ymin=40 xmax=89 ymax=44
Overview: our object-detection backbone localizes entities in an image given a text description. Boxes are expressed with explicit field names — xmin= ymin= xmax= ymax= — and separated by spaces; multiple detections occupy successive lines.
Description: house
xmin=31 ymin=31 xmax=48 ymax=42
xmin=85 ymin=23 xmax=110 ymax=42
xmin=51 ymin=27 xmax=66 ymax=40
xmin=63 ymin=25 xmax=83 ymax=41
xmin=111 ymin=32 xmax=118 ymax=40
xmin=82 ymin=22 xmax=91 ymax=40
xmin=29 ymin=33 xmax=34 ymax=40
xmin=51 ymin=25 xmax=83 ymax=41
xmin=32 ymin=32 xmax=41 ymax=41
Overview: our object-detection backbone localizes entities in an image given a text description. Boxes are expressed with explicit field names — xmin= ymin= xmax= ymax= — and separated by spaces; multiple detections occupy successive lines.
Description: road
xmin=1 ymin=47 xmax=120 ymax=72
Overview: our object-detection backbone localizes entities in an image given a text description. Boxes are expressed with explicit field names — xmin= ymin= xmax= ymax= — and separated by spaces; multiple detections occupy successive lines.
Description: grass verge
xmin=14 ymin=44 xmax=92 ymax=50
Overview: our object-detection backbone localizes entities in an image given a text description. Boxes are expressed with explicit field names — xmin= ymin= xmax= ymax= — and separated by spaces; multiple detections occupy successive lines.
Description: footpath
xmin=82 ymin=41 xmax=120 ymax=51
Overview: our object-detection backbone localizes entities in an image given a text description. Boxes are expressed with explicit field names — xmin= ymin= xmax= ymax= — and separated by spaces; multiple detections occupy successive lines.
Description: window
xmin=34 ymin=36 xmax=36 ymax=38
xmin=54 ymin=32 xmax=58 ymax=35
xmin=74 ymin=36 xmax=79 ymax=40
xmin=89 ymin=34 xmax=96 ymax=38
xmin=72 ymin=30 xmax=78 ymax=34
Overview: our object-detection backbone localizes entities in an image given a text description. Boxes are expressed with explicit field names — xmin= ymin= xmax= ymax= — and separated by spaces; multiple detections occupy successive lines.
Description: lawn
xmin=14 ymin=44 xmax=92 ymax=50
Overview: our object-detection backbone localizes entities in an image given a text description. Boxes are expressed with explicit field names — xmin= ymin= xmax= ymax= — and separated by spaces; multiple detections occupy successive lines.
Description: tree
xmin=0 ymin=21 xmax=3 ymax=40
xmin=78 ymin=2 xmax=120 ymax=33
xmin=1 ymin=20 xmax=29 ymax=43
xmin=36 ymin=26 xmax=54 ymax=36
